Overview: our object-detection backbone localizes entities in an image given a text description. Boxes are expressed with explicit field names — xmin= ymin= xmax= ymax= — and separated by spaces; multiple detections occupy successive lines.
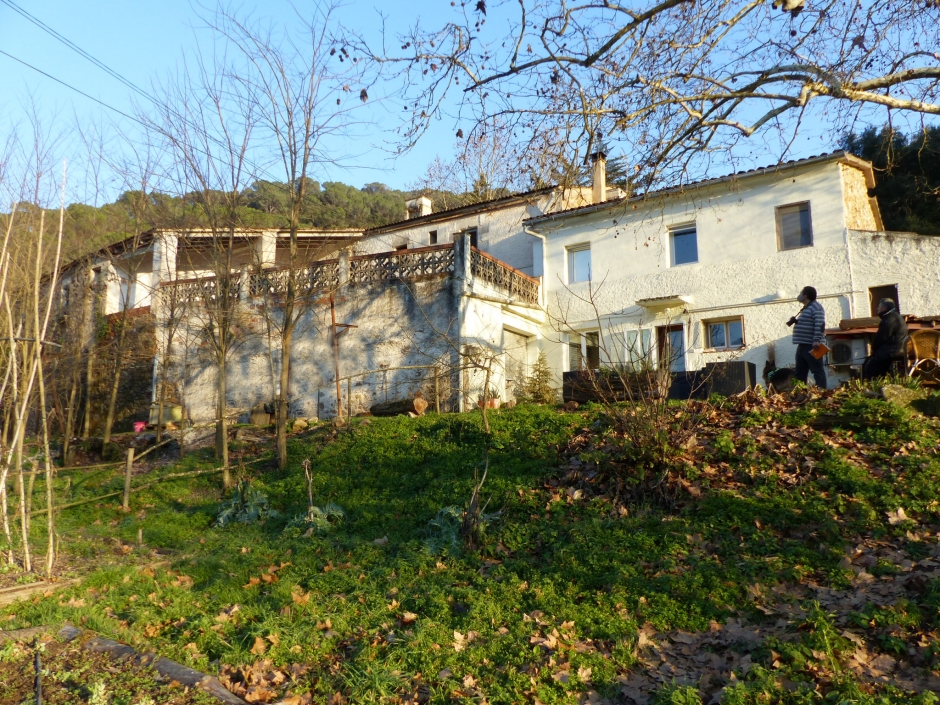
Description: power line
xmin=1 ymin=0 xmax=388 ymax=196
xmin=0 ymin=48 xmax=144 ymax=126
xmin=0 ymin=0 xmax=152 ymax=104
xmin=0 ymin=42 xmax=277 ymax=181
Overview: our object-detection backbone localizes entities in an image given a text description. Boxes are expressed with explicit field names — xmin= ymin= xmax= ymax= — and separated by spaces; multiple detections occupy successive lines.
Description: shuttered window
xmin=776 ymin=202 xmax=813 ymax=250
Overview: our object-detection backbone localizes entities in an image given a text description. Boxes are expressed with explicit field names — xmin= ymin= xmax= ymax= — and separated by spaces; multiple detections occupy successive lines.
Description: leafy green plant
xmin=424 ymin=506 xmax=464 ymax=555
xmin=848 ymin=372 xmax=923 ymax=395
xmin=0 ymin=640 xmax=18 ymax=663
xmin=287 ymin=503 xmax=345 ymax=534
xmin=215 ymin=481 xmax=280 ymax=527
xmin=651 ymin=683 xmax=702 ymax=705
xmin=89 ymin=681 xmax=110 ymax=705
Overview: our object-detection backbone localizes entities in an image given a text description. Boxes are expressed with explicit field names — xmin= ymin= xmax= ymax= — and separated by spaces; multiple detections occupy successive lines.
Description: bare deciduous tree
xmin=146 ymin=53 xmax=260 ymax=474
xmin=207 ymin=3 xmax=371 ymax=469
xmin=352 ymin=0 xmax=940 ymax=187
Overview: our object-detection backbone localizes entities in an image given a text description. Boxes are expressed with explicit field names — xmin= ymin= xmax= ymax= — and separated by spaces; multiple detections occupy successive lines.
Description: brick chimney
xmin=591 ymin=148 xmax=607 ymax=205
xmin=405 ymin=196 xmax=433 ymax=220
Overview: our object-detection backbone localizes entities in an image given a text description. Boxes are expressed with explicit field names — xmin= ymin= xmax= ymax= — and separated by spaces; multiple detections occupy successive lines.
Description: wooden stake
xmin=331 ymin=293 xmax=342 ymax=420
xmin=435 ymin=369 xmax=441 ymax=413
xmin=18 ymin=464 xmax=31 ymax=572
xmin=122 ymin=448 xmax=134 ymax=512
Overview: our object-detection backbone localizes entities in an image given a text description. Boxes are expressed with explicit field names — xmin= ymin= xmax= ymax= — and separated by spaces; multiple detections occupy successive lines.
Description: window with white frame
xmin=776 ymin=202 xmax=813 ymax=250
xmin=567 ymin=244 xmax=591 ymax=284
xmin=704 ymin=317 xmax=745 ymax=350
xmin=568 ymin=331 xmax=600 ymax=370
xmin=669 ymin=224 xmax=698 ymax=266
xmin=624 ymin=329 xmax=653 ymax=369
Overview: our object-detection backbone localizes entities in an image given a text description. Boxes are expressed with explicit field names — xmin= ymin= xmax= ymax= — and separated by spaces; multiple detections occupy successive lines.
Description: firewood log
xmin=370 ymin=392 xmax=428 ymax=417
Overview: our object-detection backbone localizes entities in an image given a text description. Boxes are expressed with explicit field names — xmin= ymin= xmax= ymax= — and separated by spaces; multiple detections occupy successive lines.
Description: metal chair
xmin=907 ymin=330 xmax=940 ymax=379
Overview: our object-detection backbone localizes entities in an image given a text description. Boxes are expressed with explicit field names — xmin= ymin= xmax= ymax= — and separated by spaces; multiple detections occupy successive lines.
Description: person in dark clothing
xmin=862 ymin=298 xmax=908 ymax=379
xmin=787 ymin=285 xmax=827 ymax=388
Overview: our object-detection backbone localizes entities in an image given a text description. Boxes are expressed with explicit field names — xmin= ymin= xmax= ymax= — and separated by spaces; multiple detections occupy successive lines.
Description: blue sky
xmin=0 ymin=0 xmax=460 ymax=196
xmin=2 ymin=1 xmax=928 ymax=206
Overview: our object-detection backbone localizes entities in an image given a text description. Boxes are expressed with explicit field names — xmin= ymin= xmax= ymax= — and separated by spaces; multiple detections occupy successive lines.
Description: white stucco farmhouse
xmin=520 ymin=151 xmax=939 ymax=388
xmin=52 ymin=150 xmax=940 ymax=431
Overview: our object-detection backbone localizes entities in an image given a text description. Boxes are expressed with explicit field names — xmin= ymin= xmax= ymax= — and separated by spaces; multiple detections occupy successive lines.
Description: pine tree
xmin=518 ymin=352 xmax=558 ymax=404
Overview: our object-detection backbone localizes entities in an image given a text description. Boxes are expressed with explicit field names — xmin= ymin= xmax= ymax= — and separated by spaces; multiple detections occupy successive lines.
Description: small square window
xmin=567 ymin=245 xmax=591 ymax=284
xmin=776 ymin=202 xmax=813 ymax=250
xmin=429 ymin=230 xmax=438 ymax=245
xmin=569 ymin=331 xmax=600 ymax=370
xmin=670 ymin=225 xmax=698 ymax=266
xmin=704 ymin=318 xmax=745 ymax=350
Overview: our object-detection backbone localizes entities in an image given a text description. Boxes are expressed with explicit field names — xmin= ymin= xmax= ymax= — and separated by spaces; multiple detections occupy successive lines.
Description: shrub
xmin=424 ymin=506 xmax=464 ymax=555
xmin=102 ymin=442 xmax=125 ymax=463
xmin=287 ymin=503 xmax=346 ymax=535
xmin=215 ymin=481 xmax=280 ymax=527
xmin=516 ymin=352 xmax=558 ymax=404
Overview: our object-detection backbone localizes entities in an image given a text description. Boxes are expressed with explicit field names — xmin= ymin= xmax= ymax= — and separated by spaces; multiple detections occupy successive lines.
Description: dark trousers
xmin=862 ymin=351 xmax=894 ymax=380
xmin=795 ymin=343 xmax=827 ymax=388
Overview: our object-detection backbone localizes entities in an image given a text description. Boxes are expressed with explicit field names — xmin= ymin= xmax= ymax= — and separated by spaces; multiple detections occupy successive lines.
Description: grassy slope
xmin=3 ymin=392 xmax=940 ymax=704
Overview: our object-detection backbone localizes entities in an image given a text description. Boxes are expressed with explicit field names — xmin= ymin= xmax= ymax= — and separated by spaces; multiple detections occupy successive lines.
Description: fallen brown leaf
xmin=250 ymin=636 xmax=268 ymax=656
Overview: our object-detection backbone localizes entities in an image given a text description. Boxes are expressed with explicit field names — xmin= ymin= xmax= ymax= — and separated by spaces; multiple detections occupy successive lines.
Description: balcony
xmin=160 ymin=243 xmax=540 ymax=306
xmin=470 ymin=247 xmax=540 ymax=306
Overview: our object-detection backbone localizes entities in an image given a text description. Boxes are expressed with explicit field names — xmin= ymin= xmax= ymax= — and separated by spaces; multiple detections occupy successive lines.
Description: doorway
xmin=503 ymin=329 xmax=530 ymax=402
xmin=657 ymin=325 xmax=686 ymax=372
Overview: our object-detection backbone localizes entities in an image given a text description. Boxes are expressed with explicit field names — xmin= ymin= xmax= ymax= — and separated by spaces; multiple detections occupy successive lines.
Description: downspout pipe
xmin=523 ymin=225 xmax=548 ymax=309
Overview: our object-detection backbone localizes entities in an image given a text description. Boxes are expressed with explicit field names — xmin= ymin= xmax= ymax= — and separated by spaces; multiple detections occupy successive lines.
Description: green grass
xmin=3 ymin=394 xmax=940 ymax=703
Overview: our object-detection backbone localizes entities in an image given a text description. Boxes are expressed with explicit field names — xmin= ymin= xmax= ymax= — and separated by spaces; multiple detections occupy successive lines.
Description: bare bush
xmin=551 ymin=282 xmax=706 ymax=503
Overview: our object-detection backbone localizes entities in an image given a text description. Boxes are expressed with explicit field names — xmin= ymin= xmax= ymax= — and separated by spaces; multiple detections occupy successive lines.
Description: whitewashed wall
xmin=459 ymin=275 xmax=545 ymax=406
xmin=846 ymin=231 xmax=940 ymax=318
xmin=527 ymin=159 xmax=932 ymax=387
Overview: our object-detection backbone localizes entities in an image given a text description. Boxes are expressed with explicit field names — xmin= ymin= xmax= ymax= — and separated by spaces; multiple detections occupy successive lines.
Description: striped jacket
xmin=792 ymin=300 xmax=826 ymax=346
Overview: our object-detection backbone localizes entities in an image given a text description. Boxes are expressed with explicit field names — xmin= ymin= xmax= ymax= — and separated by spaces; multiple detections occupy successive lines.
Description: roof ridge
xmin=526 ymin=151 xmax=859 ymax=224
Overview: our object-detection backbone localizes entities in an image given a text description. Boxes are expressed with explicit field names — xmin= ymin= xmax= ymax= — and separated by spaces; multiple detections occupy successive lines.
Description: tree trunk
xmin=480 ymin=362 xmax=493 ymax=435
xmin=215 ymin=357 xmax=229 ymax=469
xmin=102 ymin=313 xmax=130 ymax=444
xmin=49 ymin=369 xmax=66 ymax=437
xmin=36 ymin=340 xmax=56 ymax=578
xmin=82 ymin=346 xmax=95 ymax=439
xmin=17 ymin=464 xmax=31 ymax=572
xmin=179 ymin=344 xmax=189 ymax=459
xmin=276 ymin=327 xmax=292 ymax=469
xmin=62 ymin=359 xmax=81 ymax=465
xmin=156 ymin=357 xmax=169 ymax=445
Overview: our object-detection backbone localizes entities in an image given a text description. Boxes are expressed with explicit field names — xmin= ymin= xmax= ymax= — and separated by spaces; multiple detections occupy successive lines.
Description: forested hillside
xmin=7 ymin=180 xmax=452 ymax=266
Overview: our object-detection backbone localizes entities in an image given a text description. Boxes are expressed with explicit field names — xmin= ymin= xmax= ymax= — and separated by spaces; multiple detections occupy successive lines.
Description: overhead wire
xmin=0 ymin=0 xmax=399 ymax=244
xmin=0 ymin=48 xmax=143 ymax=127
xmin=0 ymin=0 xmax=282 ymax=183
xmin=0 ymin=0 xmax=155 ymax=105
